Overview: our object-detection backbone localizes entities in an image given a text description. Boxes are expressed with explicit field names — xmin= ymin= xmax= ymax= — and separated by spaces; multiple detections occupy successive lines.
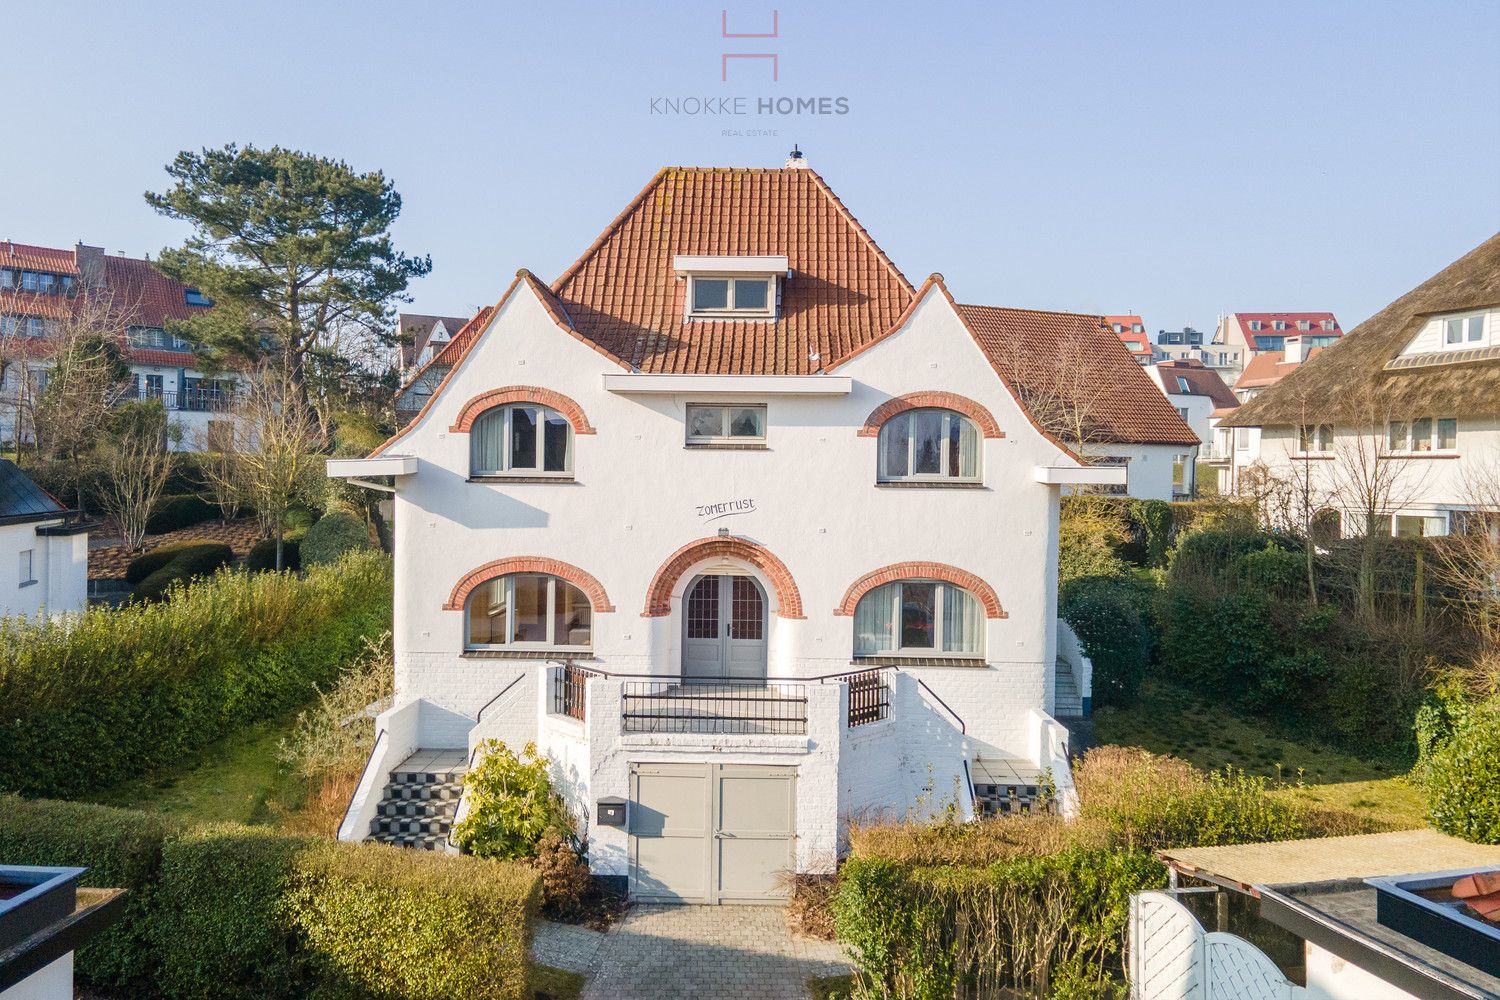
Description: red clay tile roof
xmin=1105 ymin=314 xmax=1152 ymax=356
xmin=129 ymin=349 xmax=199 ymax=367
xmin=398 ymin=313 xmax=473 ymax=369
xmin=0 ymin=242 xmax=80 ymax=275
xmin=1233 ymin=348 xmax=1324 ymax=391
xmin=1155 ymin=359 xmax=1239 ymax=408
xmin=0 ymin=289 xmax=73 ymax=319
xmin=101 ymin=254 xmax=210 ymax=329
xmin=1232 ymin=311 xmax=1341 ymax=334
xmin=957 ymin=303 xmax=1200 ymax=446
xmin=549 ymin=167 xmax=914 ymax=374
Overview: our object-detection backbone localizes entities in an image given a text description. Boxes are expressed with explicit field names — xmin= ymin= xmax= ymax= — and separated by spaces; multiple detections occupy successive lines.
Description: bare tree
xmin=98 ymin=401 xmax=174 ymax=551
xmin=206 ymin=368 xmax=324 ymax=569
xmin=1432 ymin=453 xmax=1500 ymax=696
xmin=997 ymin=334 xmax=1116 ymax=461
xmin=193 ymin=425 xmax=244 ymax=522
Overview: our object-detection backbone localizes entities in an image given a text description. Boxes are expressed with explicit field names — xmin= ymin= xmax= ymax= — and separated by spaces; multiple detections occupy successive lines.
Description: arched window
xmin=853 ymin=580 xmax=983 ymax=657
xmin=466 ymin=574 xmax=592 ymax=650
xmin=471 ymin=404 xmax=572 ymax=477
xmin=878 ymin=409 xmax=980 ymax=482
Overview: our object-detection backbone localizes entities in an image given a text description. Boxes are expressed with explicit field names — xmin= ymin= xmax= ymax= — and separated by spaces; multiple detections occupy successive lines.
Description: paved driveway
xmin=533 ymin=905 xmax=851 ymax=1000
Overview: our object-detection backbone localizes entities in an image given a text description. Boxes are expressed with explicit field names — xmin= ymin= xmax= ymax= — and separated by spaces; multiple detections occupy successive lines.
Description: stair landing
xmin=971 ymin=756 xmax=1052 ymax=818
xmin=366 ymin=749 xmax=467 ymax=851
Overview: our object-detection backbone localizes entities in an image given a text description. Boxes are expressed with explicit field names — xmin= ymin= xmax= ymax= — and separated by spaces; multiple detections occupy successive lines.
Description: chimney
xmin=1284 ymin=335 xmax=1305 ymax=364
xmin=784 ymin=144 xmax=809 ymax=169
xmin=74 ymin=242 xmax=106 ymax=290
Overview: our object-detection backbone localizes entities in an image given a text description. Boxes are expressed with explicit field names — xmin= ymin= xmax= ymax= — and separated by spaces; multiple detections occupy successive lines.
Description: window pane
xmin=511 ymin=574 xmax=548 ymax=643
xmin=913 ymin=410 xmax=943 ymax=475
xmin=854 ymin=583 xmax=896 ymax=655
xmin=1446 ymin=318 xmax=1464 ymax=344
xmin=1438 ymin=418 xmax=1457 ymax=449
xmin=542 ymin=411 xmax=570 ymax=471
xmin=730 ymin=576 xmax=763 ymax=640
xmin=554 ymin=582 xmax=592 ymax=647
xmin=688 ymin=404 xmax=725 ymax=439
xmin=1388 ymin=421 xmax=1407 ymax=450
xmin=948 ymin=414 xmax=979 ymax=477
xmin=693 ymin=278 xmax=729 ymax=310
xmin=1299 ymin=425 xmax=1313 ymax=452
xmin=687 ymin=575 xmax=719 ymax=639
xmin=467 ymin=578 xmax=508 ymax=646
xmin=509 ymin=406 xmax=538 ymax=469
xmin=1412 ymin=418 xmax=1432 ymax=452
xmin=881 ymin=414 xmax=910 ymax=478
xmin=941 ymin=585 xmax=981 ymax=654
xmin=732 ymin=279 xmax=768 ymax=311
xmin=472 ymin=409 xmax=505 ymax=473
xmin=900 ymin=582 xmax=936 ymax=649
xmin=728 ymin=406 xmax=764 ymax=438
xmin=1469 ymin=316 xmax=1485 ymax=342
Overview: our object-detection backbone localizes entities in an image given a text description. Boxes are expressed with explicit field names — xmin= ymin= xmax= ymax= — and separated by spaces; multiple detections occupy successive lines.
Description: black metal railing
xmin=845 ymin=668 xmax=892 ymax=728
xmin=118 ymin=387 xmax=234 ymax=412
xmin=551 ymin=663 xmax=595 ymax=721
xmin=620 ymin=679 xmax=807 ymax=735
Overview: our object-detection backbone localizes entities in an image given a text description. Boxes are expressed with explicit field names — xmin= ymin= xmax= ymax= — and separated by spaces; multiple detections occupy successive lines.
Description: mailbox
xmin=597 ymin=797 xmax=627 ymax=827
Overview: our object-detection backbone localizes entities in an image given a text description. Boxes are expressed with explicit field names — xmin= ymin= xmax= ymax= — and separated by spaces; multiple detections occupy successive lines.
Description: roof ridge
xmin=958 ymin=302 xmax=1107 ymax=322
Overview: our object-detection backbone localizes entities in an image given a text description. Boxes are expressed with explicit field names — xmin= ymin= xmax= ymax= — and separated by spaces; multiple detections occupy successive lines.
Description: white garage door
xmin=629 ymin=762 xmax=796 ymax=904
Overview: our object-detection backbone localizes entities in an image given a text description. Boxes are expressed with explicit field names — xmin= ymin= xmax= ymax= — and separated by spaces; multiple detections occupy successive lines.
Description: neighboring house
xmin=1232 ymin=334 xmax=1328 ymax=403
xmin=398 ymin=313 xmax=473 ymax=384
xmin=1107 ymin=314 xmax=1152 ymax=363
xmin=0 ymin=241 xmax=233 ymax=451
xmin=1216 ymin=310 xmax=1342 ymax=356
xmin=329 ymin=158 xmax=1191 ymax=902
xmin=1221 ymin=234 xmax=1500 ymax=537
xmin=0 ymin=460 xmax=88 ymax=619
xmin=1154 ymin=326 xmax=1243 ymax=384
xmin=1146 ymin=359 xmax=1238 ymax=492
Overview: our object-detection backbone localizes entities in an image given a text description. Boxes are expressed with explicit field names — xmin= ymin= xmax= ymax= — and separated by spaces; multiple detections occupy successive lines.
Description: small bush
xmin=1060 ymin=575 xmax=1152 ymax=707
xmin=1059 ymin=496 xmax=1129 ymax=583
xmin=247 ymin=536 xmax=302 ymax=572
xmin=1416 ymin=687 xmax=1500 ymax=844
xmin=145 ymin=493 xmax=220 ymax=535
xmin=131 ymin=543 xmax=235 ymax=602
xmin=124 ymin=541 xmax=211 ymax=584
xmin=533 ymin=829 xmax=591 ymax=918
xmin=452 ymin=740 xmax=573 ymax=860
xmin=784 ymin=873 xmax=839 ymax=941
xmin=301 ymin=511 xmax=372 ymax=567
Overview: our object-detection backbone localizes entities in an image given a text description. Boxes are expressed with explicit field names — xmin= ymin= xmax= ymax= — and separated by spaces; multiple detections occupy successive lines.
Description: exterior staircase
xmin=1054 ymin=657 xmax=1084 ymax=718
xmin=365 ymin=749 xmax=467 ymax=850
xmin=971 ymin=756 xmax=1055 ymax=817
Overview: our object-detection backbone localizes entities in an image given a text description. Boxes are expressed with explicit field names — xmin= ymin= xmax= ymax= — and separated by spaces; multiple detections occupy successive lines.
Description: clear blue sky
xmin=5 ymin=1 xmax=1497 ymax=333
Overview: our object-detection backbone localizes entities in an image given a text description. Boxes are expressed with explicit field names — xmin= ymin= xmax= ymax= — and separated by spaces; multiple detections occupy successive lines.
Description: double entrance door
xmin=682 ymin=573 xmax=768 ymax=680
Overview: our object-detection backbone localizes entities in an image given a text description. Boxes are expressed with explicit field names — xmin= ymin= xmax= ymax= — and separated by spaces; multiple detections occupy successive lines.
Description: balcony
xmin=120 ymin=387 xmax=234 ymax=413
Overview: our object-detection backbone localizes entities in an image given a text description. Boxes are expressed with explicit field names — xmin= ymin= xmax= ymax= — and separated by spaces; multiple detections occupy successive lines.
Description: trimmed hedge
xmin=0 ymin=552 xmax=392 ymax=798
xmin=131 ymin=543 xmax=235 ymax=603
xmin=248 ymin=537 xmax=302 ymax=572
xmin=1060 ymin=575 xmax=1153 ymax=708
xmin=302 ymin=512 xmax=373 ymax=567
xmin=0 ymin=800 xmax=539 ymax=999
xmin=145 ymin=493 xmax=220 ymax=535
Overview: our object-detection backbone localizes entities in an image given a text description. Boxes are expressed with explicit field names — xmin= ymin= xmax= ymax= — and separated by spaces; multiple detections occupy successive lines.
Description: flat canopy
xmin=672 ymin=255 xmax=789 ymax=276
xmin=1161 ymin=829 xmax=1500 ymax=895
xmin=1033 ymin=465 xmax=1121 ymax=486
xmin=326 ymin=455 xmax=417 ymax=479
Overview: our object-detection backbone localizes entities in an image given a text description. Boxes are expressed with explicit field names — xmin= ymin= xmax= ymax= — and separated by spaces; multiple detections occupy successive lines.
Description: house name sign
xmin=696 ymin=498 xmax=757 ymax=522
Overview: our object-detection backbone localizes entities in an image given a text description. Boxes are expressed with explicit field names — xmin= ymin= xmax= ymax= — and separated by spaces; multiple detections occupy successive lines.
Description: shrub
xmin=301 ymin=511 xmax=372 ymax=567
xmin=1415 ymin=687 xmax=1500 ymax=844
xmin=532 ymin=829 xmax=591 ymax=918
xmin=145 ymin=493 xmax=220 ymax=535
xmin=1060 ymin=575 xmax=1152 ymax=707
xmin=1235 ymin=543 xmax=1307 ymax=599
xmin=131 ymin=543 xmax=235 ymax=602
xmin=248 ymin=536 xmax=301 ymax=572
xmin=1058 ymin=496 xmax=1129 ymax=583
xmin=0 ymin=552 xmax=393 ymax=798
xmin=0 ymin=796 xmax=180 ymax=991
xmin=452 ymin=740 xmax=573 ymax=860
xmin=125 ymin=541 xmax=213 ymax=584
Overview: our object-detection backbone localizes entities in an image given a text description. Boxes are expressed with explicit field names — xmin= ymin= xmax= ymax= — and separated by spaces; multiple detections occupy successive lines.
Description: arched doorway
xmin=682 ymin=573 xmax=768 ymax=680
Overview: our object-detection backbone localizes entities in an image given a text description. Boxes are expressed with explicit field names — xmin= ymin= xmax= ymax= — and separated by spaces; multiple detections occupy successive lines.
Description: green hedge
xmin=131 ymin=544 xmax=235 ymax=603
xmin=0 ymin=552 xmax=392 ymax=798
xmin=248 ymin=537 xmax=302 ymax=572
xmin=146 ymin=493 xmax=220 ymax=535
xmin=1060 ymin=576 xmax=1153 ymax=708
xmin=1415 ymin=687 xmax=1500 ymax=843
xmin=0 ymin=800 xmax=539 ymax=999
xmin=302 ymin=512 xmax=373 ymax=567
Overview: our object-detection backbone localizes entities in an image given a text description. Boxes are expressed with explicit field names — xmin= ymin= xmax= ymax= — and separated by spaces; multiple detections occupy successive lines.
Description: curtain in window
xmin=953 ymin=414 xmax=978 ymax=478
xmin=472 ymin=409 xmax=505 ymax=473
xmin=941 ymin=584 xmax=982 ymax=653
xmin=854 ymin=582 xmax=895 ymax=656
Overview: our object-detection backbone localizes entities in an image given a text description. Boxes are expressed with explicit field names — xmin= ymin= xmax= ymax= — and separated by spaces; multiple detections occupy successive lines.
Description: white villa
xmin=1222 ymin=233 xmax=1500 ymax=538
xmin=331 ymin=158 xmax=1194 ymax=903
xmin=0 ymin=460 xmax=87 ymax=620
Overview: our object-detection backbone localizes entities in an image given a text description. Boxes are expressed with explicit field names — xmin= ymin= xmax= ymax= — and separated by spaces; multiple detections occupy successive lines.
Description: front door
xmin=682 ymin=574 xmax=768 ymax=680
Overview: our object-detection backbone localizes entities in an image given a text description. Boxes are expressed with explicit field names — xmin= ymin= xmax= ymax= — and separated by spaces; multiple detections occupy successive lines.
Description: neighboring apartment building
xmin=398 ymin=313 xmax=473 ymax=384
xmin=0 ymin=460 xmax=88 ymax=619
xmin=1222 ymin=233 xmax=1500 ymax=538
xmin=330 ymin=159 xmax=1194 ymax=902
xmin=1154 ymin=326 xmax=1243 ymax=383
xmin=1215 ymin=310 xmax=1342 ymax=356
xmin=0 ymin=242 xmax=232 ymax=451
xmin=1145 ymin=359 xmax=1237 ymax=492
xmin=1107 ymin=314 xmax=1152 ymax=364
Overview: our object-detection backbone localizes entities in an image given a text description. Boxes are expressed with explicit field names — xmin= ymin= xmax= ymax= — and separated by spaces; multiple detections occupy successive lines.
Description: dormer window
xmin=1248 ymin=320 xmax=1263 ymax=331
xmin=1321 ymin=319 xmax=1335 ymax=331
xmin=1444 ymin=313 xmax=1486 ymax=346
xmin=184 ymin=288 xmax=213 ymax=307
xmin=1273 ymin=320 xmax=1287 ymax=331
xmin=674 ymin=255 xmax=787 ymax=321
xmin=690 ymin=276 xmax=772 ymax=316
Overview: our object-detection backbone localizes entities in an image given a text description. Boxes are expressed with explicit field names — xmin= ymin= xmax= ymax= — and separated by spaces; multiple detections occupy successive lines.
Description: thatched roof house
xmin=1222 ymin=233 xmax=1500 ymax=428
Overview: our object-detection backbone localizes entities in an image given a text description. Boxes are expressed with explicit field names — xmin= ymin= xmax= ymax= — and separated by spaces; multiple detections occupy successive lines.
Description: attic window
xmin=1175 ymin=376 xmax=1191 ymax=392
xmin=688 ymin=275 xmax=775 ymax=318
xmin=184 ymin=288 xmax=212 ymax=307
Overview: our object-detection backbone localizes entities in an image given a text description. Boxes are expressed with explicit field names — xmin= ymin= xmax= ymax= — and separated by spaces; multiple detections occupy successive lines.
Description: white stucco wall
xmin=1304 ymin=942 xmax=1416 ymax=1000
xmin=0 ymin=520 xmax=86 ymax=620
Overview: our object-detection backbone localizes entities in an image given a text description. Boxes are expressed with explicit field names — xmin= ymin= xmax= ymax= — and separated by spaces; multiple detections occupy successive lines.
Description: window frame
xmin=876 ymin=407 xmax=983 ymax=484
xmin=18 ymin=548 xmax=35 ymax=587
xmin=686 ymin=275 xmax=776 ymax=319
xmin=1297 ymin=424 xmax=1333 ymax=454
xmin=684 ymin=402 xmax=768 ymax=445
xmin=853 ymin=579 xmax=985 ymax=659
xmin=1386 ymin=416 xmax=1459 ymax=455
xmin=469 ymin=402 xmax=574 ymax=479
xmin=464 ymin=573 xmax=593 ymax=652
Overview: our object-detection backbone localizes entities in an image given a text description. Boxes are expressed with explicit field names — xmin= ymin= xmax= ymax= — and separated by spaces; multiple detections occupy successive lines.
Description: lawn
xmin=1093 ymin=679 xmax=1426 ymax=830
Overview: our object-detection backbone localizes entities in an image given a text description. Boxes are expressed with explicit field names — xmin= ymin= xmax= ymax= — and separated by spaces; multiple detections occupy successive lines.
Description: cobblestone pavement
xmin=536 ymin=905 xmax=851 ymax=1000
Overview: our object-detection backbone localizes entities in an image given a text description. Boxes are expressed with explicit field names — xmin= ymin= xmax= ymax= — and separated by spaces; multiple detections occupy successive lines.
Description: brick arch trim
xmin=449 ymin=386 xmax=596 ymax=435
xmin=642 ymin=537 xmax=804 ymax=619
xmin=856 ymin=391 xmax=1003 ymax=439
xmin=834 ymin=561 xmax=1006 ymax=619
xmin=444 ymin=557 xmax=614 ymax=612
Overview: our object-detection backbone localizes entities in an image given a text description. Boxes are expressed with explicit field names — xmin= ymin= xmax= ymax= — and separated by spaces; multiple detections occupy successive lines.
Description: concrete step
xmin=366 ymin=749 xmax=468 ymax=851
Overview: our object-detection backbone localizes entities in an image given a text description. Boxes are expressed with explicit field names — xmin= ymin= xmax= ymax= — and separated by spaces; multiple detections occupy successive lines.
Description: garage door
xmin=629 ymin=763 xmax=796 ymax=904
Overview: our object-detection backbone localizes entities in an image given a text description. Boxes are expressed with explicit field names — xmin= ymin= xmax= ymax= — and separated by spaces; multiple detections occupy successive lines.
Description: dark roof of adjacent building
xmin=1224 ymin=233 xmax=1500 ymax=427
xmin=0 ymin=460 xmax=68 ymax=525
xmin=956 ymin=304 xmax=1200 ymax=446
xmin=549 ymin=166 xmax=915 ymax=374
xmin=398 ymin=313 xmax=473 ymax=369
xmin=1155 ymin=359 xmax=1239 ymax=409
